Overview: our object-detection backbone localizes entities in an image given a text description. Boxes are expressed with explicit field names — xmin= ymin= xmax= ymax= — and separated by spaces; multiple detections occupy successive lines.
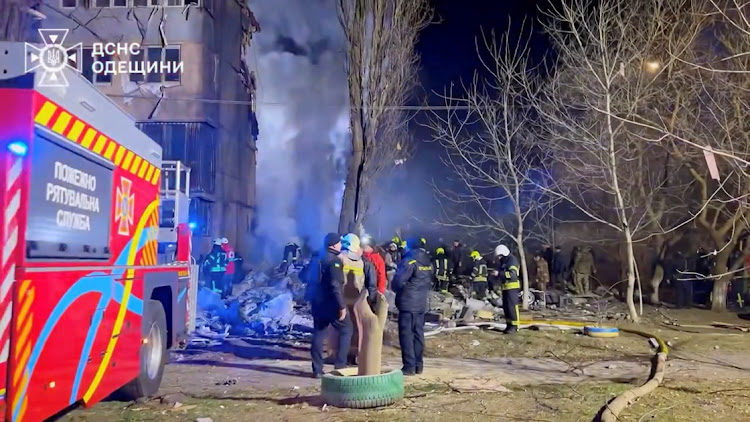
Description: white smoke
xmin=247 ymin=0 xmax=349 ymax=262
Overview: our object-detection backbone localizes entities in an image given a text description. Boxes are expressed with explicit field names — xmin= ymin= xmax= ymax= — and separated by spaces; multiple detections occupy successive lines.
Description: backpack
xmin=302 ymin=257 xmax=323 ymax=303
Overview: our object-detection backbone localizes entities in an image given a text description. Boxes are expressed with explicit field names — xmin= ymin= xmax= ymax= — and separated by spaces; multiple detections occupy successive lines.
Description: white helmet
xmin=213 ymin=238 xmax=222 ymax=246
xmin=495 ymin=244 xmax=510 ymax=257
xmin=221 ymin=237 xmax=229 ymax=244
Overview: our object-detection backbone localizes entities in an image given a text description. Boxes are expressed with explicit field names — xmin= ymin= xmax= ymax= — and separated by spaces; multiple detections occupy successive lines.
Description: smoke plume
xmin=247 ymin=0 xmax=349 ymax=263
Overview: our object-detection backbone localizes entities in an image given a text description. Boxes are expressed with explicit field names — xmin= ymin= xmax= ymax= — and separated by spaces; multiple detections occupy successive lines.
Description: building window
xmin=166 ymin=0 xmax=199 ymax=6
xmin=61 ymin=0 xmax=79 ymax=7
xmin=95 ymin=0 xmax=127 ymax=6
xmin=82 ymin=47 xmax=113 ymax=85
xmin=135 ymin=122 xmax=216 ymax=194
xmin=189 ymin=198 xmax=212 ymax=236
xmin=129 ymin=46 xmax=181 ymax=83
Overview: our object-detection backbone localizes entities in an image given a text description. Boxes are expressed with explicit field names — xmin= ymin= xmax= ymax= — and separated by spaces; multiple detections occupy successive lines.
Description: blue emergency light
xmin=7 ymin=141 xmax=28 ymax=157
xmin=188 ymin=222 xmax=197 ymax=230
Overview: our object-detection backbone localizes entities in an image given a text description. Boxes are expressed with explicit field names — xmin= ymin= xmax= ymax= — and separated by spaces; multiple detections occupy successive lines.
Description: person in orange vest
xmin=221 ymin=238 xmax=236 ymax=298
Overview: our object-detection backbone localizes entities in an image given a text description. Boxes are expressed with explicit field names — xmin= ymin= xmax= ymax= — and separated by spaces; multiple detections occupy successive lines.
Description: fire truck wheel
xmin=119 ymin=300 xmax=168 ymax=400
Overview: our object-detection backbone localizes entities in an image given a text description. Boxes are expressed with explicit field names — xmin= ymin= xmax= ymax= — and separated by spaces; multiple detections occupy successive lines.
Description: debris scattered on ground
xmin=191 ymin=267 xmax=314 ymax=346
xmin=448 ymin=378 xmax=512 ymax=393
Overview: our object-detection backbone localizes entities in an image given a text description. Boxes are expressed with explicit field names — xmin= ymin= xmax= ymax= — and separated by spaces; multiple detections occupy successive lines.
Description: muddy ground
xmin=59 ymin=306 xmax=750 ymax=421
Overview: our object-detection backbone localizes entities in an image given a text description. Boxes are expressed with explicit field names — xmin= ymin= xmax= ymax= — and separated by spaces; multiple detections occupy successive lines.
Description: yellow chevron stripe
xmin=80 ymin=128 xmax=97 ymax=148
xmin=137 ymin=160 xmax=149 ymax=178
xmin=14 ymin=318 xmax=32 ymax=359
xmin=93 ymin=135 xmax=108 ymax=154
xmin=34 ymin=102 xmax=57 ymax=125
xmin=150 ymin=168 xmax=161 ymax=185
xmin=16 ymin=290 xmax=33 ymax=329
xmin=51 ymin=111 xmax=72 ymax=134
xmin=145 ymin=165 xmax=155 ymax=181
xmin=13 ymin=343 xmax=30 ymax=385
xmin=129 ymin=156 xmax=142 ymax=174
xmin=114 ymin=145 xmax=126 ymax=166
xmin=103 ymin=141 xmax=117 ymax=160
xmin=18 ymin=397 xmax=28 ymax=421
xmin=66 ymin=120 xmax=85 ymax=142
xmin=122 ymin=150 xmax=134 ymax=170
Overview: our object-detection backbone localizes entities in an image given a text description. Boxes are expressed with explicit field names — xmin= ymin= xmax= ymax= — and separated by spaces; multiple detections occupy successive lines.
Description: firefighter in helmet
xmin=470 ymin=250 xmax=488 ymax=299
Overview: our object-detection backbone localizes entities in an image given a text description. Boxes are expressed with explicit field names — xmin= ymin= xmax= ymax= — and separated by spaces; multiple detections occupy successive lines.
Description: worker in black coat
xmin=393 ymin=238 xmax=433 ymax=375
xmin=309 ymin=233 xmax=353 ymax=378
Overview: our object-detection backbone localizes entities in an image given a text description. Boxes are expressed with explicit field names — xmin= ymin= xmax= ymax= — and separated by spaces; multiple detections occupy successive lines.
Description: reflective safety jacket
xmin=471 ymin=258 xmax=488 ymax=282
xmin=433 ymin=254 xmax=450 ymax=281
xmin=498 ymin=254 xmax=521 ymax=290
xmin=203 ymin=247 xmax=228 ymax=273
xmin=340 ymin=251 xmax=366 ymax=306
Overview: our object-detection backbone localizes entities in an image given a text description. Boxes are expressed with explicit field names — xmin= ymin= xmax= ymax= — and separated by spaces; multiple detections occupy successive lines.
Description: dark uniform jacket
xmin=393 ymin=248 xmax=433 ymax=313
xmin=433 ymin=253 xmax=450 ymax=280
xmin=497 ymin=254 xmax=521 ymax=289
xmin=312 ymin=248 xmax=346 ymax=318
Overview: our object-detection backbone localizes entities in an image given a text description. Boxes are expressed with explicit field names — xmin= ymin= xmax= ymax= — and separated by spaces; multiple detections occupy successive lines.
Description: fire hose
xmin=425 ymin=319 xmax=669 ymax=422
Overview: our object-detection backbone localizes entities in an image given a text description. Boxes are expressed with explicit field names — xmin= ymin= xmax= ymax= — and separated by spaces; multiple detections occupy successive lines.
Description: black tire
xmin=321 ymin=369 xmax=404 ymax=409
xmin=118 ymin=300 xmax=168 ymax=400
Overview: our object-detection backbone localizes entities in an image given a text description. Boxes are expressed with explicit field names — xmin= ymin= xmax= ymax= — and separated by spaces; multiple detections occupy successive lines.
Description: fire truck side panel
xmin=3 ymin=86 xmax=179 ymax=421
xmin=0 ymin=81 xmax=36 ymax=422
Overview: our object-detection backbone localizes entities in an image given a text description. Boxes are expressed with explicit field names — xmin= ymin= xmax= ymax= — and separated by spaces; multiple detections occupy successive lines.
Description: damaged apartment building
xmin=37 ymin=0 xmax=261 ymax=258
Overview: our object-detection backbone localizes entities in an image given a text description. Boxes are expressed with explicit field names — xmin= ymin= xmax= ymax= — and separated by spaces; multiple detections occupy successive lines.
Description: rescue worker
xmin=221 ymin=238 xmax=236 ymax=298
xmin=551 ymin=246 xmax=567 ymax=290
xmin=470 ymin=250 xmax=489 ymax=299
xmin=384 ymin=242 xmax=401 ymax=289
xmin=339 ymin=233 xmax=377 ymax=366
xmin=282 ymin=239 xmax=301 ymax=269
xmin=494 ymin=244 xmax=521 ymax=334
xmin=362 ymin=236 xmax=387 ymax=294
xmin=421 ymin=238 xmax=429 ymax=255
xmin=534 ymin=252 xmax=550 ymax=292
xmin=433 ymin=247 xmax=450 ymax=293
xmin=202 ymin=239 xmax=229 ymax=298
xmin=393 ymin=238 xmax=433 ymax=375
xmin=310 ymin=233 xmax=352 ymax=378
xmin=450 ymin=240 xmax=464 ymax=278
xmin=572 ymin=246 xmax=595 ymax=294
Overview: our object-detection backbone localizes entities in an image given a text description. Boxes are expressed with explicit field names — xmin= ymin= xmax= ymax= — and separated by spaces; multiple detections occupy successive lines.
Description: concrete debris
xmin=196 ymin=418 xmax=213 ymax=422
xmin=191 ymin=268 xmax=314 ymax=346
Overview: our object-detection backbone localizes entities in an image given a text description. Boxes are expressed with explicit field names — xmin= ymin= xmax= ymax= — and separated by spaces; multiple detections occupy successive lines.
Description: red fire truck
xmin=0 ymin=42 xmax=193 ymax=421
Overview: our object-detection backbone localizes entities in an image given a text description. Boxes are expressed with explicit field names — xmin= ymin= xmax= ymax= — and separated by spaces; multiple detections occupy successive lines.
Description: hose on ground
xmin=424 ymin=318 xmax=668 ymax=421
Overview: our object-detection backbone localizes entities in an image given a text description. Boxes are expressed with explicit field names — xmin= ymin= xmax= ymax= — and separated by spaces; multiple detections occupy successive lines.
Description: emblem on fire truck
xmin=115 ymin=177 xmax=135 ymax=236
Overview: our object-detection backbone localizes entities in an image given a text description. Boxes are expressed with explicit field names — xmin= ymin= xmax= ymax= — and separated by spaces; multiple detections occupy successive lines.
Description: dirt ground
xmin=59 ymin=305 xmax=750 ymax=422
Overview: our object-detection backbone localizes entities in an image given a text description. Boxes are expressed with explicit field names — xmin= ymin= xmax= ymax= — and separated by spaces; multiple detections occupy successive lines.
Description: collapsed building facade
xmin=38 ymin=0 xmax=261 ymax=258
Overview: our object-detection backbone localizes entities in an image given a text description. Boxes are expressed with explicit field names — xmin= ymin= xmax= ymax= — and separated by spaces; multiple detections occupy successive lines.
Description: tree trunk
xmin=649 ymin=263 xmax=663 ymax=305
xmin=352 ymin=290 xmax=388 ymax=376
xmin=711 ymin=249 xmax=731 ymax=312
xmin=516 ymin=235 xmax=530 ymax=310
xmin=624 ymin=227 xmax=639 ymax=322
xmin=338 ymin=118 xmax=365 ymax=234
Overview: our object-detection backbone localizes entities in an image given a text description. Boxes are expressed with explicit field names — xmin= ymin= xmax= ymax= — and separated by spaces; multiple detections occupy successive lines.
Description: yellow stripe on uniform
xmin=51 ymin=111 xmax=72 ymax=134
xmin=34 ymin=102 xmax=58 ymax=125
xmin=121 ymin=150 xmax=134 ymax=170
xmin=80 ymin=128 xmax=97 ymax=148
xmin=103 ymin=141 xmax=117 ymax=160
xmin=150 ymin=168 xmax=161 ymax=185
xmin=129 ymin=155 xmax=142 ymax=174
xmin=92 ymin=135 xmax=108 ymax=154
xmin=66 ymin=120 xmax=85 ymax=142
xmin=114 ymin=145 xmax=126 ymax=166
xmin=137 ymin=160 xmax=149 ymax=178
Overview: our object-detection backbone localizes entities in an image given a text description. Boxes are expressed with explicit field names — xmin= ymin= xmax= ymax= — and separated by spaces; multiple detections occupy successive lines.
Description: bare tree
xmin=534 ymin=0 xmax=701 ymax=321
xmin=337 ymin=0 xmax=431 ymax=234
xmin=426 ymin=26 xmax=552 ymax=309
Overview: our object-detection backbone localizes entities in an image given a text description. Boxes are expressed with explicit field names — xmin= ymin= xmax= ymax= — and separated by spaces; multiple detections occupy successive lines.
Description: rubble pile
xmin=190 ymin=267 xmax=314 ymax=347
